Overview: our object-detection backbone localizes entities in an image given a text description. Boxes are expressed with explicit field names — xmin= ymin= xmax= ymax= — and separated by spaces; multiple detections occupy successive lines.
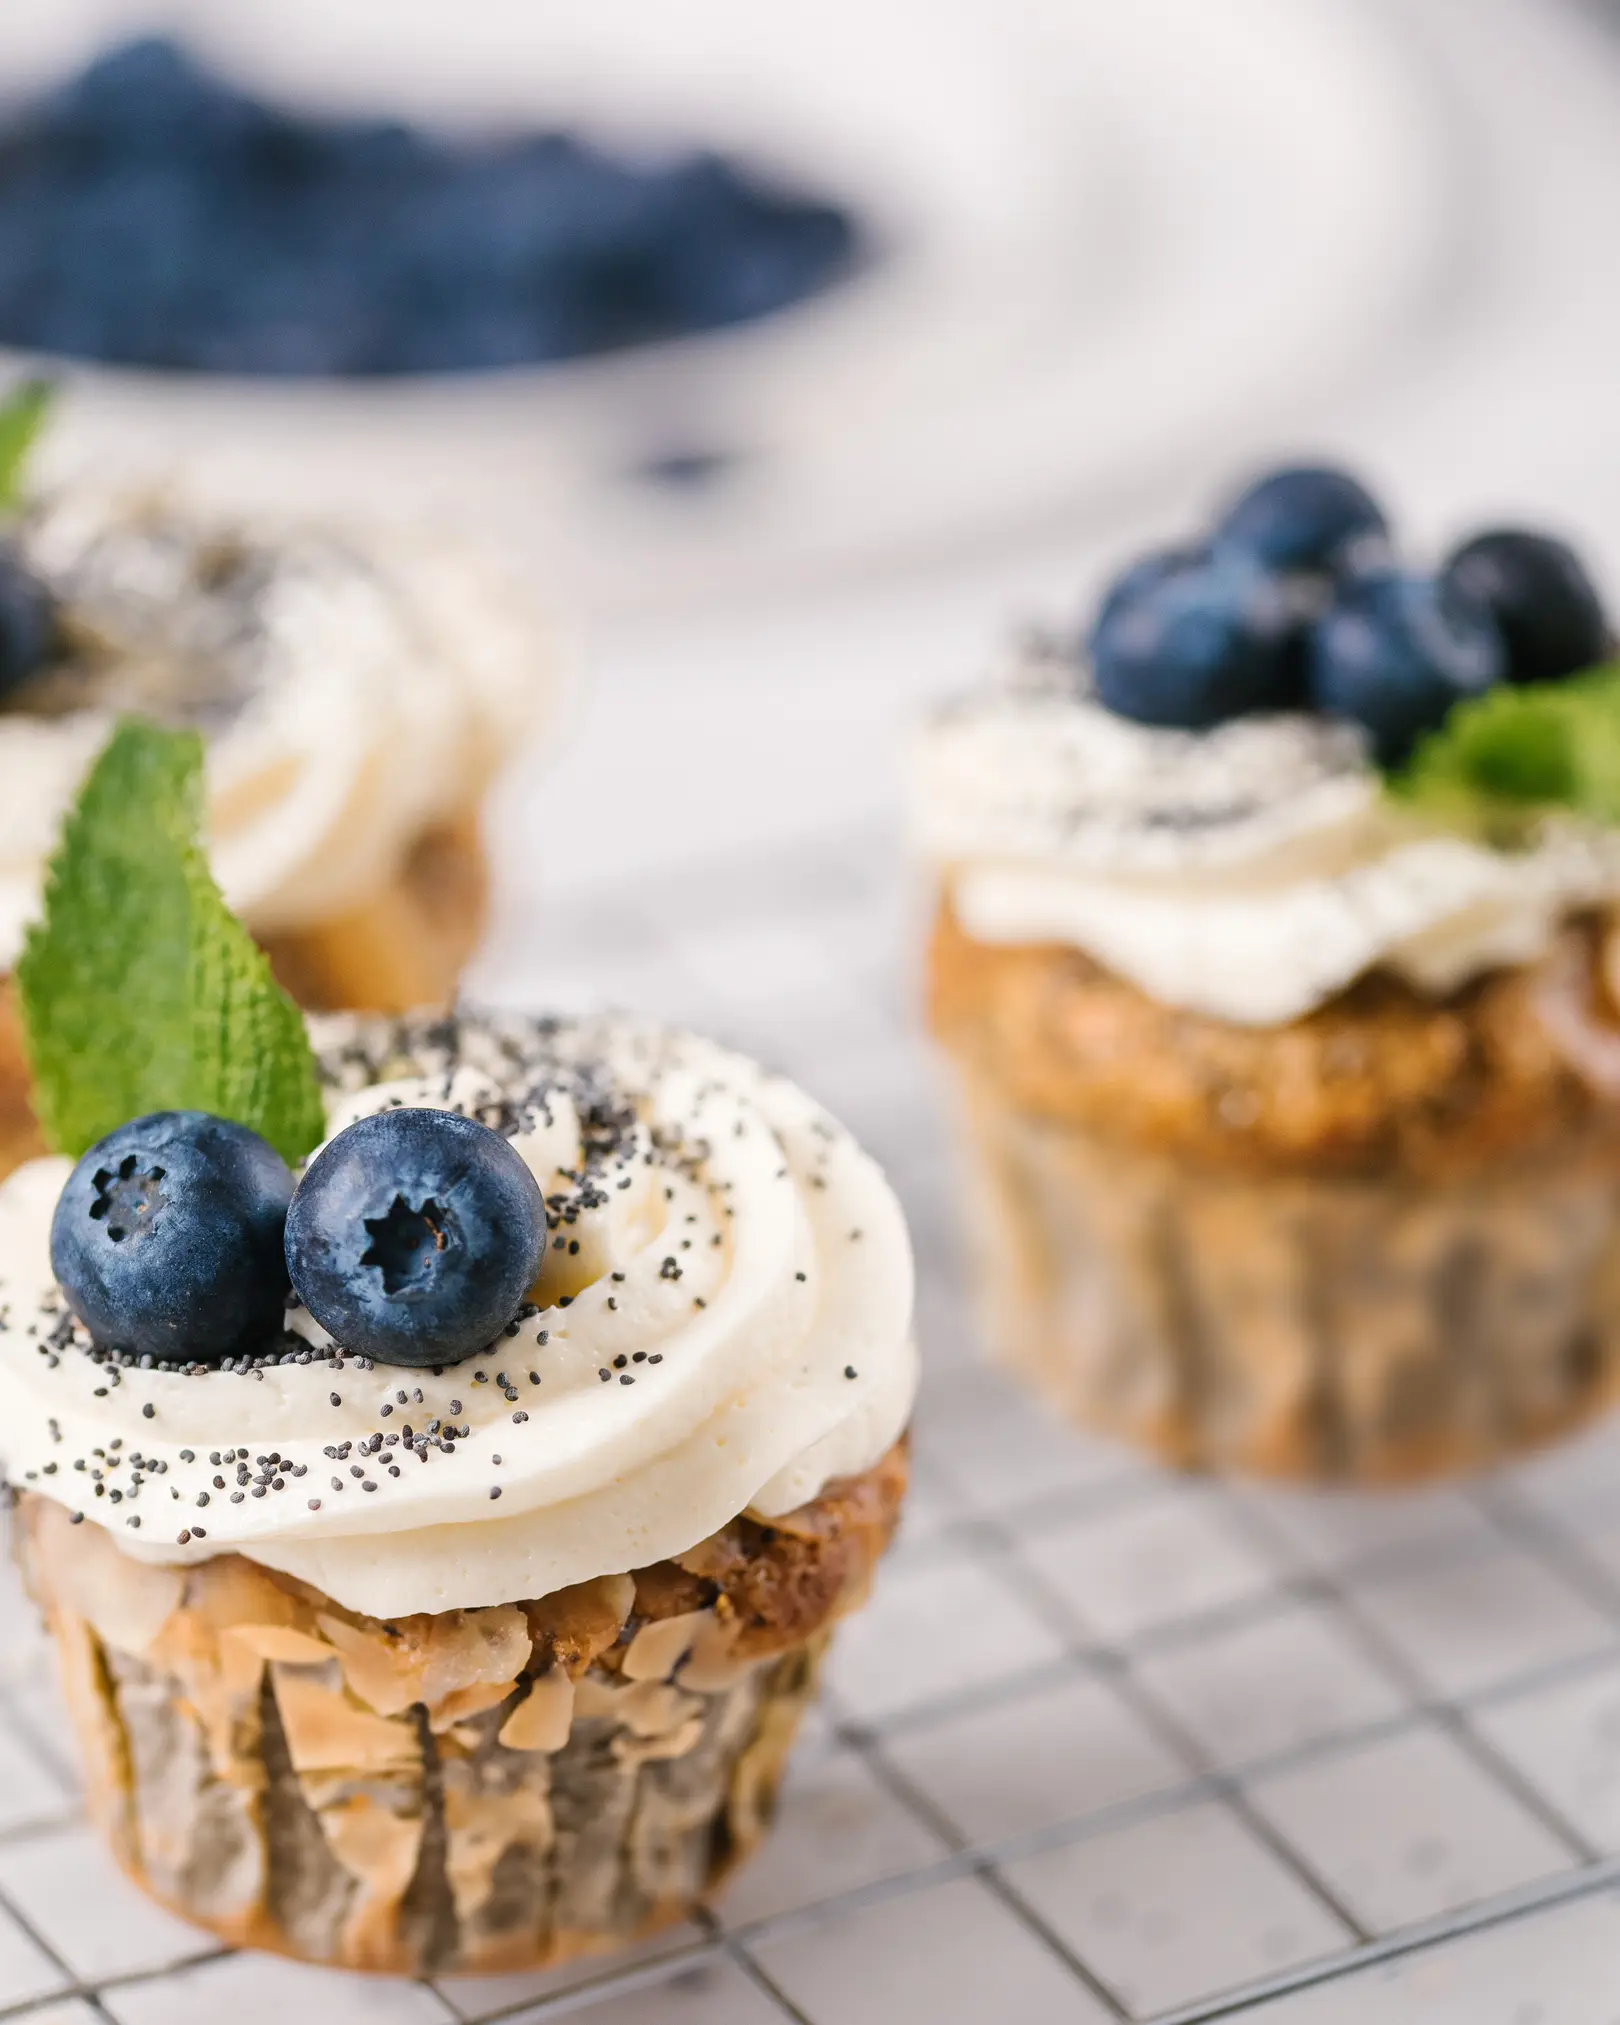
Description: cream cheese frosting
xmin=0 ymin=1011 xmax=917 ymax=1617
xmin=915 ymin=653 xmax=1620 ymax=1025
xmin=0 ymin=488 xmax=556 ymax=969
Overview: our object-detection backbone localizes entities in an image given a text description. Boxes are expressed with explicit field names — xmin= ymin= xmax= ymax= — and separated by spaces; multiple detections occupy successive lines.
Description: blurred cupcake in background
xmin=918 ymin=461 xmax=1620 ymax=1483
xmin=0 ymin=384 xmax=561 ymax=1173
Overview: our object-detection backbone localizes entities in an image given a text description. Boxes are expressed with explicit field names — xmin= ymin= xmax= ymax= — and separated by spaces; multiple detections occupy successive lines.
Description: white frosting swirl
xmin=0 ymin=1013 xmax=916 ymax=1617
xmin=915 ymin=663 xmax=1620 ymax=1026
xmin=0 ymin=488 xmax=558 ymax=967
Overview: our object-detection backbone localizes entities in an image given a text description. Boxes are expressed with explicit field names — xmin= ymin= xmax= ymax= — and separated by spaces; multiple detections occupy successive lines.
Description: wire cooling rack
xmin=5 ymin=819 xmax=1620 ymax=2025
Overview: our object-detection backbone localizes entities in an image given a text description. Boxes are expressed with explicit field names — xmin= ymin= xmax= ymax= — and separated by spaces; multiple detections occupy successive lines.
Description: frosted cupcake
xmin=919 ymin=463 xmax=1620 ymax=1483
xmin=3 ymin=724 xmax=915 ymax=1974
xmin=0 ymin=386 xmax=556 ymax=1171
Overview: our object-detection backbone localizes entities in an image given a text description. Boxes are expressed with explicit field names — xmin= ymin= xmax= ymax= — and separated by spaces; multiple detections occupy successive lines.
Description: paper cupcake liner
xmin=15 ymin=1445 xmax=905 ymax=1974
xmin=947 ymin=1064 xmax=1620 ymax=1483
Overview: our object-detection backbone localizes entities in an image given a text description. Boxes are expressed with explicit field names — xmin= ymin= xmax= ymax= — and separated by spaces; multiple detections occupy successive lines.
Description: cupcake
xmin=0 ymin=387 xmax=557 ymax=1172
xmin=2 ymin=723 xmax=916 ymax=1974
xmin=919 ymin=463 xmax=1620 ymax=1484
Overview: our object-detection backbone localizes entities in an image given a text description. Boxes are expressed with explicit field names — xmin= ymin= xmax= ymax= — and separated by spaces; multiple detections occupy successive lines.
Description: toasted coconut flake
xmin=30 ymin=1504 xmax=182 ymax=1657
xmin=570 ymin=1675 xmax=701 ymax=1739
xmin=678 ymin=1609 xmax=757 ymax=1694
xmin=426 ymin=1679 xmax=517 ymax=1734
xmin=314 ymin=1613 xmax=425 ymax=1716
xmin=618 ymin=1681 xmax=703 ymax=1740
xmin=612 ymin=1716 xmax=706 ymax=1766
xmin=621 ymin=1609 xmax=711 ymax=1684
xmin=670 ymin=1532 xmax=737 ymax=1584
xmin=224 ymin=1623 xmax=334 ymax=1666
xmin=419 ymin=1605 xmax=530 ymax=1707
xmin=498 ymin=1668 xmax=574 ymax=1752
xmin=186 ymin=1556 xmax=312 ymax=1637
xmin=271 ymin=1668 xmax=421 ymax=1774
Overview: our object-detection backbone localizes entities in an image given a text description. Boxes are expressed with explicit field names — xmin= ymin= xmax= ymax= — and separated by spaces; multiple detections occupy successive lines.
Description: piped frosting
xmin=915 ymin=651 xmax=1620 ymax=1024
xmin=0 ymin=1010 xmax=917 ymax=1616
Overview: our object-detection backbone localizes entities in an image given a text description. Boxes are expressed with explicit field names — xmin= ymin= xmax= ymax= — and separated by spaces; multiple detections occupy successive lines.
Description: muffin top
xmin=0 ymin=482 xmax=554 ymax=964
xmin=0 ymin=1009 xmax=917 ymax=1616
xmin=915 ymin=467 xmax=1620 ymax=1027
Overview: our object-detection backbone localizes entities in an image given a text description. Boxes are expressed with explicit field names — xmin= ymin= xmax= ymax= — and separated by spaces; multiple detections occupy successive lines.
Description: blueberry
xmin=50 ymin=1113 xmax=294 ymax=1362
xmin=43 ymin=36 xmax=268 ymax=160
xmin=0 ymin=546 xmax=55 ymax=700
xmin=1442 ymin=528 xmax=1609 ymax=685
xmin=285 ymin=1110 xmax=545 ymax=1367
xmin=1310 ymin=569 xmax=1505 ymax=764
xmin=1089 ymin=551 xmax=1304 ymax=728
xmin=1090 ymin=543 xmax=1203 ymax=635
xmin=1215 ymin=463 xmax=1388 ymax=575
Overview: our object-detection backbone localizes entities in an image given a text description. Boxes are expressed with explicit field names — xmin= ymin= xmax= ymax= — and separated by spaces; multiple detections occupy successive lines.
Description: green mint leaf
xmin=0 ymin=378 xmax=55 ymax=514
xmin=1386 ymin=664 xmax=1620 ymax=837
xmin=16 ymin=718 xmax=326 ymax=1164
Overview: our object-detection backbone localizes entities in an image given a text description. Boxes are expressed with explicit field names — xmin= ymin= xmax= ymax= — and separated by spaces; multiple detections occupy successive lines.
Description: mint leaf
xmin=0 ymin=378 xmax=54 ymax=514
xmin=1387 ymin=663 xmax=1620 ymax=836
xmin=16 ymin=719 xmax=326 ymax=1164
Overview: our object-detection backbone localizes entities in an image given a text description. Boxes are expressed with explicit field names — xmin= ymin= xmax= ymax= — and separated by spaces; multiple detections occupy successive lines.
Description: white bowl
xmin=0 ymin=0 xmax=1447 ymax=614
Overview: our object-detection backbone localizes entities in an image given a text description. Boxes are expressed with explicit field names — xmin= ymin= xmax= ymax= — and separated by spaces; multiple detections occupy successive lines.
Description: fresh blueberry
xmin=1309 ymin=569 xmax=1505 ymax=764
xmin=1442 ymin=528 xmax=1609 ymax=684
xmin=0 ymin=546 xmax=55 ymax=700
xmin=1089 ymin=551 xmax=1304 ymax=728
xmin=1215 ymin=463 xmax=1389 ymax=575
xmin=1090 ymin=544 xmax=1204 ymax=636
xmin=285 ymin=1109 xmax=545 ymax=1367
xmin=50 ymin=1113 xmax=294 ymax=1362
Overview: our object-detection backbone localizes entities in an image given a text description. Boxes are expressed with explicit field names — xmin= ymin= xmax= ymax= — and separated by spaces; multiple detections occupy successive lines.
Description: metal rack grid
xmin=5 ymin=820 xmax=1620 ymax=2025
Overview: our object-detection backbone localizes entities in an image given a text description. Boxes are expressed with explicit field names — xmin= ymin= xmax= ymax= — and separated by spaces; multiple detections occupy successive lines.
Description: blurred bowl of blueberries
xmin=0 ymin=0 xmax=1447 ymax=612
xmin=0 ymin=36 xmax=863 ymax=379
xmin=0 ymin=0 xmax=946 ymax=607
